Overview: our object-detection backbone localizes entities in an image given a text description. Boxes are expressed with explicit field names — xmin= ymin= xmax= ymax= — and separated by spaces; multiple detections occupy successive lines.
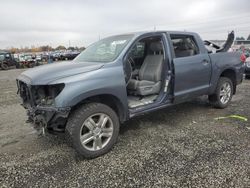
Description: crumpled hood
xmin=17 ymin=61 xmax=104 ymax=85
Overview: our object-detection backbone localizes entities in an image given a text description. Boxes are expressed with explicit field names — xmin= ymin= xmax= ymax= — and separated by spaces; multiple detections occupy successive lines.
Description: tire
xmin=65 ymin=103 xmax=120 ymax=159
xmin=15 ymin=62 xmax=20 ymax=69
xmin=1 ymin=63 xmax=9 ymax=70
xmin=209 ymin=77 xmax=233 ymax=109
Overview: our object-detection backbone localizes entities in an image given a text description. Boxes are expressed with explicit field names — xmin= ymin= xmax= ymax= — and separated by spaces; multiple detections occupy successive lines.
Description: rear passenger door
xmin=170 ymin=34 xmax=212 ymax=102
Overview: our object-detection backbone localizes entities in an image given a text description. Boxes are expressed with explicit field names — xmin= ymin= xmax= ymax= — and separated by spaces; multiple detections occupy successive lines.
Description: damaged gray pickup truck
xmin=17 ymin=31 xmax=245 ymax=158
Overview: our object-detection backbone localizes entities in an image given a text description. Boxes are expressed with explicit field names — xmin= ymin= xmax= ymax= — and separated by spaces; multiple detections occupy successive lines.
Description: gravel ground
xmin=0 ymin=69 xmax=249 ymax=188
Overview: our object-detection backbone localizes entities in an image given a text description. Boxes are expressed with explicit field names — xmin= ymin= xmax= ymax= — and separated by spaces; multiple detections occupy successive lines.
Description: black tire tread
xmin=209 ymin=77 xmax=233 ymax=109
xmin=65 ymin=102 xmax=119 ymax=159
xmin=1 ymin=63 xmax=9 ymax=70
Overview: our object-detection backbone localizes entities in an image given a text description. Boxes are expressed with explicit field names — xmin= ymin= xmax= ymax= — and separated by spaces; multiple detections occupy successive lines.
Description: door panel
xmin=173 ymin=54 xmax=211 ymax=101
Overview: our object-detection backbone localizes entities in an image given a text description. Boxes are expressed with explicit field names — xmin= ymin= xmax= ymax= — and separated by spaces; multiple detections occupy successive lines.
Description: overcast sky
xmin=0 ymin=0 xmax=249 ymax=49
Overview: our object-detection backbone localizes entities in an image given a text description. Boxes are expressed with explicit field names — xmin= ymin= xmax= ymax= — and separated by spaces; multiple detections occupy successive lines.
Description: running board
xmin=129 ymin=100 xmax=172 ymax=118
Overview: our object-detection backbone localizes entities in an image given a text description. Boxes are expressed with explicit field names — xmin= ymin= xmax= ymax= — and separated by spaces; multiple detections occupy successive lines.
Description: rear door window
xmin=170 ymin=35 xmax=199 ymax=58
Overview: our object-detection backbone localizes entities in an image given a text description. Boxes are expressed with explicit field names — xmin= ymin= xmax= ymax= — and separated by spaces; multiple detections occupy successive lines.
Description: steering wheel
xmin=128 ymin=57 xmax=135 ymax=70
xmin=124 ymin=57 xmax=134 ymax=85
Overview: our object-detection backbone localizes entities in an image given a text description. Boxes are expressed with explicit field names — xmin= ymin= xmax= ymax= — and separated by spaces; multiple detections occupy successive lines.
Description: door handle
xmin=202 ymin=59 xmax=209 ymax=65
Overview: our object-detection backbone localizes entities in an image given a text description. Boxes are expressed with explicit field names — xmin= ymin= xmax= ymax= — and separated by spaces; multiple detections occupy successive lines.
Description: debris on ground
xmin=214 ymin=115 xmax=248 ymax=122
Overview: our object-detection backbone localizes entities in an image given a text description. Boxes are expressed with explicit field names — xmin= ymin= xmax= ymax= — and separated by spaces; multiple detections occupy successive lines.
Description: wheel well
xmin=72 ymin=94 xmax=126 ymax=122
xmin=220 ymin=69 xmax=236 ymax=94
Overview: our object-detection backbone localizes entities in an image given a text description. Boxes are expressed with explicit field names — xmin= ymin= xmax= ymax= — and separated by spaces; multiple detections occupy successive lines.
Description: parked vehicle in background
xmin=52 ymin=52 xmax=61 ymax=61
xmin=61 ymin=50 xmax=80 ymax=60
xmin=237 ymin=48 xmax=250 ymax=58
xmin=41 ymin=52 xmax=49 ymax=61
xmin=245 ymin=57 xmax=250 ymax=79
xmin=17 ymin=30 xmax=245 ymax=158
xmin=17 ymin=54 xmax=26 ymax=62
xmin=18 ymin=54 xmax=37 ymax=68
xmin=13 ymin=54 xmax=20 ymax=62
xmin=0 ymin=52 xmax=19 ymax=70
xmin=41 ymin=51 xmax=64 ymax=62
xmin=14 ymin=50 xmax=82 ymax=65
xmin=35 ymin=54 xmax=42 ymax=62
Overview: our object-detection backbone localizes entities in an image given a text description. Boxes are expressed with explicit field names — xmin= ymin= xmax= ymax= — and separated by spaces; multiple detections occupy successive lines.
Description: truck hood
xmin=17 ymin=61 xmax=104 ymax=85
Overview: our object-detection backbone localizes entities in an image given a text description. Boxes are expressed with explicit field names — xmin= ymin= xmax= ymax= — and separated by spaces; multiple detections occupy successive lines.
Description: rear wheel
xmin=66 ymin=103 xmax=120 ymax=158
xmin=209 ymin=77 xmax=233 ymax=109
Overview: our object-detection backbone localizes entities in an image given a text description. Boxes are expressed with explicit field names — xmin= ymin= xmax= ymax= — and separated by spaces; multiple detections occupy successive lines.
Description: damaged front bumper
xmin=25 ymin=105 xmax=71 ymax=135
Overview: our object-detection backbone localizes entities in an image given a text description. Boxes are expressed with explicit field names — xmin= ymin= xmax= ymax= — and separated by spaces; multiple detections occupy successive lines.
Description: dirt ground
xmin=0 ymin=69 xmax=249 ymax=188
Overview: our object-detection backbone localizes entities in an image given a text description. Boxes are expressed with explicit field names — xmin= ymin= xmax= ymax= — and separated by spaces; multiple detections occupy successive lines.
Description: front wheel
xmin=66 ymin=103 xmax=120 ymax=158
xmin=28 ymin=62 xmax=35 ymax=68
xmin=209 ymin=77 xmax=233 ymax=109
xmin=1 ymin=63 xmax=9 ymax=70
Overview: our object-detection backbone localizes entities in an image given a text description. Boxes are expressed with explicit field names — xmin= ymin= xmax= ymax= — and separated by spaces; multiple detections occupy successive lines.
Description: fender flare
xmin=64 ymin=89 xmax=129 ymax=122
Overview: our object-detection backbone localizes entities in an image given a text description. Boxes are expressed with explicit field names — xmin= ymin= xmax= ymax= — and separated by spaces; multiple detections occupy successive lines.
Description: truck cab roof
xmin=115 ymin=30 xmax=199 ymax=37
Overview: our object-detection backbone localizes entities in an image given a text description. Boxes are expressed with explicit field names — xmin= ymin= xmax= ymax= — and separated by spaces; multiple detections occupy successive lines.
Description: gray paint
xmin=17 ymin=61 xmax=105 ymax=85
xmin=17 ymin=31 xmax=245 ymax=122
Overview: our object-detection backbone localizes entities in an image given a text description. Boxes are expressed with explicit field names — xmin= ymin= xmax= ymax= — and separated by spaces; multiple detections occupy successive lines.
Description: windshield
xmin=74 ymin=34 xmax=134 ymax=63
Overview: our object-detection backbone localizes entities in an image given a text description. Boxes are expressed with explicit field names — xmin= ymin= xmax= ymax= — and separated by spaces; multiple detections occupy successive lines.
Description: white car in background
xmin=245 ymin=57 xmax=250 ymax=79
xmin=36 ymin=55 xmax=42 ymax=62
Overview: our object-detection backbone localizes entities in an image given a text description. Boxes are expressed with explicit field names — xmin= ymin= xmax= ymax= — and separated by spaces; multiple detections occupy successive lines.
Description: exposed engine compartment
xmin=17 ymin=80 xmax=69 ymax=134
xmin=32 ymin=84 xmax=65 ymax=106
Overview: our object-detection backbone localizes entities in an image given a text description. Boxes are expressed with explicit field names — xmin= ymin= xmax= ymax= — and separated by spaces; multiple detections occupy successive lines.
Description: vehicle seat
xmin=127 ymin=42 xmax=163 ymax=96
xmin=175 ymin=42 xmax=194 ymax=58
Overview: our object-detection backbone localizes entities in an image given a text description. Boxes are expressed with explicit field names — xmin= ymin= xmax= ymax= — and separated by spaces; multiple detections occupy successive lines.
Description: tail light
xmin=240 ymin=53 xmax=246 ymax=63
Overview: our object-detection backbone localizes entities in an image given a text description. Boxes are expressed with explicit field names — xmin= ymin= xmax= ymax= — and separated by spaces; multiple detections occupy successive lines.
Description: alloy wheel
xmin=80 ymin=113 xmax=114 ymax=151
xmin=219 ymin=82 xmax=231 ymax=104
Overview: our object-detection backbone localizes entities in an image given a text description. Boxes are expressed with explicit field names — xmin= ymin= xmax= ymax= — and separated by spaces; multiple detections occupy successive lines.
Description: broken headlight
xmin=33 ymin=83 xmax=65 ymax=106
